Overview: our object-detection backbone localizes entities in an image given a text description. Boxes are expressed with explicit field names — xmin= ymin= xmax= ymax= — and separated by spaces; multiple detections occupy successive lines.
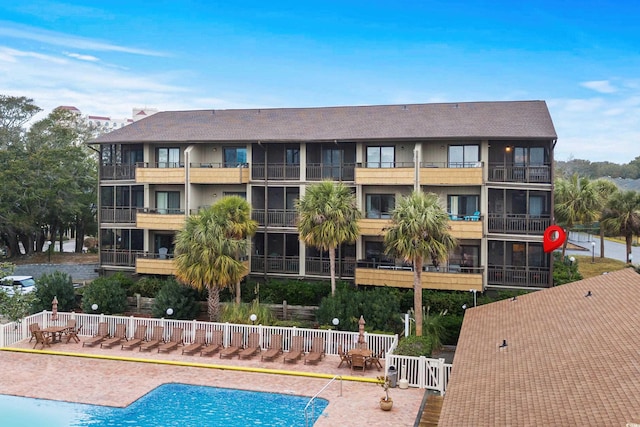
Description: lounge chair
xmin=182 ymin=328 xmax=207 ymax=355
xmin=157 ymin=327 xmax=183 ymax=353
xmin=101 ymin=323 xmax=127 ymax=349
xmin=283 ymin=336 xmax=304 ymax=363
xmin=32 ymin=330 xmax=51 ymax=349
xmin=261 ymin=334 xmax=283 ymax=362
xmin=139 ymin=326 xmax=165 ymax=352
xmin=304 ymin=336 xmax=325 ymax=365
xmin=82 ymin=322 xmax=109 ymax=347
xmin=200 ymin=330 xmax=223 ymax=357
xmin=337 ymin=345 xmax=351 ymax=368
xmin=220 ymin=332 xmax=243 ymax=359
xmin=238 ymin=332 xmax=261 ymax=359
xmin=121 ymin=324 xmax=147 ymax=350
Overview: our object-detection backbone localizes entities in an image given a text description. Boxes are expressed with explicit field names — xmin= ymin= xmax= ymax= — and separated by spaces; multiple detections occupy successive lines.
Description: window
xmin=366 ymin=146 xmax=395 ymax=168
xmin=322 ymin=149 xmax=343 ymax=179
xmin=156 ymin=191 xmax=180 ymax=214
xmin=286 ymin=148 xmax=300 ymax=165
xmin=448 ymin=195 xmax=479 ymax=217
xmin=157 ymin=148 xmax=180 ymax=168
xmin=366 ymin=194 xmax=395 ymax=218
xmin=448 ymin=145 xmax=479 ymax=168
xmin=224 ymin=147 xmax=247 ymax=167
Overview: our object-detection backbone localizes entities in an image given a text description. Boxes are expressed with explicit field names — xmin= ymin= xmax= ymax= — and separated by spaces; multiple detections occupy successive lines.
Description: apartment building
xmin=92 ymin=101 xmax=557 ymax=291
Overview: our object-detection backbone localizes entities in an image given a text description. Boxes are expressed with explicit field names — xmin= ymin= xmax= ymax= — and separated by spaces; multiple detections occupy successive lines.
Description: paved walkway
xmin=564 ymin=231 xmax=639 ymax=263
xmin=1 ymin=337 xmax=424 ymax=426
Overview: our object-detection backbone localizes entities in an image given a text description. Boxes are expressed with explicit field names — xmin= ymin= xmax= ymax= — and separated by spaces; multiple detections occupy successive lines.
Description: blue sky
xmin=0 ymin=1 xmax=638 ymax=163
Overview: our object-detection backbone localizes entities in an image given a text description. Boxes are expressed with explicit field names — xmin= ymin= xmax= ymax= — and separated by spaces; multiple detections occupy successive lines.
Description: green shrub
xmin=80 ymin=276 xmax=128 ymax=315
xmin=130 ymin=276 xmax=169 ymax=297
xmin=219 ymin=300 xmax=276 ymax=325
xmin=151 ymin=279 xmax=200 ymax=320
xmin=220 ymin=279 xmax=332 ymax=305
xmin=395 ymin=335 xmax=434 ymax=357
xmin=32 ymin=271 xmax=77 ymax=313
xmin=553 ymin=252 xmax=583 ymax=285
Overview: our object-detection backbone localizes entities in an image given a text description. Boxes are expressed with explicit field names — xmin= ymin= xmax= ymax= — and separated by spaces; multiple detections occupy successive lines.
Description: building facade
xmin=92 ymin=101 xmax=557 ymax=291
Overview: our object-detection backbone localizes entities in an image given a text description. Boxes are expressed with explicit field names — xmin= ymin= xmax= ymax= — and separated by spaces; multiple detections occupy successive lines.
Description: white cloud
xmin=0 ymin=22 xmax=167 ymax=57
xmin=65 ymin=52 xmax=99 ymax=62
xmin=580 ymin=80 xmax=618 ymax=94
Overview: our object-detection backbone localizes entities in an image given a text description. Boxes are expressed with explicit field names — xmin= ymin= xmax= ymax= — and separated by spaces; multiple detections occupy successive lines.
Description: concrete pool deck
xmin=1 ymin=338 xmax=425 ymax=426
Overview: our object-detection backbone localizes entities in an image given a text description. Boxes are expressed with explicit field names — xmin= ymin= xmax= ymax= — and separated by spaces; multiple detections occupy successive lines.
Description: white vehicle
xmin=1 ymin=276 xmax=37 ymax=296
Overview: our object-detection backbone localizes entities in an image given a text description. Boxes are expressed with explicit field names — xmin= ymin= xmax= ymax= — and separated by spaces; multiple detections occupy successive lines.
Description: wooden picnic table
xmin=41 ymin=326 xmax=69 ymax=343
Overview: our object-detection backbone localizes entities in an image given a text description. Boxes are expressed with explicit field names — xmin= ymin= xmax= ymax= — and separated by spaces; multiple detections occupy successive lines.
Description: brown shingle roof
xmin=92 ymin=100 xmax=556 ymax=144
xmin=439 ymin=268 xmax=640 ymax=426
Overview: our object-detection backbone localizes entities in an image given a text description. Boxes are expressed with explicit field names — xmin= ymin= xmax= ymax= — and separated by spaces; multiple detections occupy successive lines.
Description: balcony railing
xmin=137 ymin=162 xmax=184 ymax=168
xmin=251 ymin=163 xmax=300 ymax=181
xmin=100 ymin=250 xmax=143 ymax=267
xmin=487 ymin=214 xmax=550 ymax=235
xmin=306 ymin=163 xmax=355 ymax=181
xmin=100 ymin=164 xmax=136 ymax=180
xmin=100 ymin=207 xmax=138 ymax=223
xmin=488 ymin=266 xmax=550 ymax=288
xmin=252 ymin=209 xmax=297 ymax=227
xmin=487 ymin=163 xmax=551 ymax=183
xmin=251 ymin=256 xmax=300 ymax=274
xmin=305 ymin=257 xmax=356 ymax=277
xmin=138 ymin=207 xmax=185 ymax=215
xmin=356 ymin=260 xmax=482 ymax=274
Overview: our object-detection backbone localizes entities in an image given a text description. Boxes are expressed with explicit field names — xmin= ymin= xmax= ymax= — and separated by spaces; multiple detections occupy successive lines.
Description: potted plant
xmin=377 ymin=376 xmax=393 ymax=411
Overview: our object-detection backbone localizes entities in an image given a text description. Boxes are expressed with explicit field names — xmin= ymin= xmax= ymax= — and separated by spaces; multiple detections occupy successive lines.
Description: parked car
xmin=1 ymin=276 xmax=37 ymax=296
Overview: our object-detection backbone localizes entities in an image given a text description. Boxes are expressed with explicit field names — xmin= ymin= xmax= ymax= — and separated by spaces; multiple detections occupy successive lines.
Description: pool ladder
xmin=304 ymin=375 xmax=342 ymax=427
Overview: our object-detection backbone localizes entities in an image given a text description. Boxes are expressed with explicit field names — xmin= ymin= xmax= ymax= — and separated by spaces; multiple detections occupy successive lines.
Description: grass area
xmin=572 ymin=255 xmax=629 ymax=279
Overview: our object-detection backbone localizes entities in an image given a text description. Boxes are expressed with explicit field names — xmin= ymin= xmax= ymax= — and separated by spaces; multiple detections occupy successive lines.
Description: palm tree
xmin=601 ymin=190 xmax=640 ymax=263
xmin=592 ymin=179 xmax=619 ymax=258
xmin=173 ymin=198 xmax=253 ymax=321
xmin=211 ymin=196 xmax=258 ymax=303
xmin=554 ymin=174 xmax=602 ymax=256
xmin=383 ymin=191 xmax=456 ymax=336
xmin=296 ymin=181 xmax=361 ymax=296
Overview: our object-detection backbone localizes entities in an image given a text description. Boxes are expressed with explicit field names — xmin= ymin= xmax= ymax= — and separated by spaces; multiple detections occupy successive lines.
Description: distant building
xmin=55 ymin=106 xmax=158 ymax=133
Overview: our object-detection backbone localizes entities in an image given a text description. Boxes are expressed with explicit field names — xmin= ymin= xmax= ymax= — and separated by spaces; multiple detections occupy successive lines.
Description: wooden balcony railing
xmin=487 ymin=163 xmax=551 ymax=184
xmin=306 ymin=163 xmax=355 ymax=181
xmin=252 ymin=209 xmax=297 ymax=227
xmin=100 ymin=207 xmax=137 ymax=223
xmin=487 ymin=214 xmax=550 ymax=235
xmin=100 ymin=250 xmax=143 ymax=267
xmin=251 ymin=256 xmax=300 ymax=274
xmin=305 ymin=257 xmax=356 ymax=278
xmin=251 ymin=163 xmax=300 ymax=180
xmin=488 ymin=266 xmax=550 ymax=288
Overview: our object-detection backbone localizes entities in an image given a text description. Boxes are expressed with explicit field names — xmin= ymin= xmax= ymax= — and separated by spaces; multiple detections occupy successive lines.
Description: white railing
xmin=1 ymin=311 xmax=452 ymax=393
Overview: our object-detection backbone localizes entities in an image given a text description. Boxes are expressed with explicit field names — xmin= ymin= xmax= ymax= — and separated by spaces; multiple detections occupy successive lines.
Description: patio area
xmin=1 ymin=335 xmax=425 ymax=426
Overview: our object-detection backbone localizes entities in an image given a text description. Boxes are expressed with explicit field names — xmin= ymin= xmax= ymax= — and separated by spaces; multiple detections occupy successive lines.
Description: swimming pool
xmin=0 ymin=383 xmax=329 ymax=426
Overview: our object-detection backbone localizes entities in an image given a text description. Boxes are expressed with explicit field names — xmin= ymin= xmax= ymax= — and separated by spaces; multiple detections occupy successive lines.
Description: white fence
xmin=1 ymin=311 xmax=452 ymax=393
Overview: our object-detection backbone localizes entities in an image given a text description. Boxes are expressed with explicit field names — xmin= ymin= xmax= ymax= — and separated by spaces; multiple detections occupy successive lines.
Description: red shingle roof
xmin=92 ymin=101 xmax=557 ymax=144
xmin=439 ymin=268 xmax=640 ymax=426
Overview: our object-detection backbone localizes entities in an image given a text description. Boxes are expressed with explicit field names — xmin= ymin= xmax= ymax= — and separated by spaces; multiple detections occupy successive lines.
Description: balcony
xmin=136 ymin=162 xmax=185 ymax=184
xmin=136 ymin=253 xmax=176 ymax=275
xmin=359 ymin=218 xmax=393 ymax=236
xmin=136 ymin=208 xmax=185 ymax=230
xmin=252 ymin=209 xmax=297 ymax=227
xmin=355 ymin=263 xmax=483 ymax=291
xmin=250 ymin=256 xmax=300 ymax=274
xmin=100 ymin=164 xmax=136 ymax=181
xmin=355 ymin=163 xmax=415 ymax=185
xmin=448 ymin=217 xmax=483 ymax=239
xmin=190 ymin=163 xmax=249 ymax=184
xmin=306 ymin=163 xmax=355 ymax=182
xmin=100 ymin=250 xmax=141 ymax=268
xmin=100 ymin=207 xmax=137 ymax=224
xmin=251 ymin=163 xmax=300 ymax=181
xmin=488 ymin=266 xmax=550 ymax=288
xmin=488 ymin=164 xmax=551 ymax=184
xmin=305 ymin=257 xmax=355 ymax=278
xmin=420 ymin=162 xmax=483 ymax=186
xmin=487 ymin=214 xmax=550 ymax=235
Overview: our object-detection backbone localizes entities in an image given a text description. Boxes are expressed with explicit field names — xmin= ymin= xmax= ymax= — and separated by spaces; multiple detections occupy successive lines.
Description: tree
xmin=591 ymin=179 xmax=619 ymax=258
xmin=210 ymin=196 xmax=257 ymax=304
xmin=383 ymin=191 xmax=456 ymax=336
xmin=174 ymin=199 xmax=251 ymax=321
xmin=0 ymin=95 xmax=41 ymax=149
xmin=554 ymin=174 xmax=602 ymax=256
xmin=601 ymin=190 xmax=640 ymax=263
xmin=296 ymin=181 xmax=361 ymax=296
xmin=32 ymin=271 xmax=76 ymax=313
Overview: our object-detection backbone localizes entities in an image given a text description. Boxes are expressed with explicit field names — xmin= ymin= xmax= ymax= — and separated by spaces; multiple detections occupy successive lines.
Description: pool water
xmin=0 ymin=383 xmax=329 ymax=427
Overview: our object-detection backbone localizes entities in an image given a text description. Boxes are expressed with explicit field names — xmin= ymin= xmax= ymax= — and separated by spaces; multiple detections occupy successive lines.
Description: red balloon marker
xmin=543 ymin=225 xmax=566 ymax=253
